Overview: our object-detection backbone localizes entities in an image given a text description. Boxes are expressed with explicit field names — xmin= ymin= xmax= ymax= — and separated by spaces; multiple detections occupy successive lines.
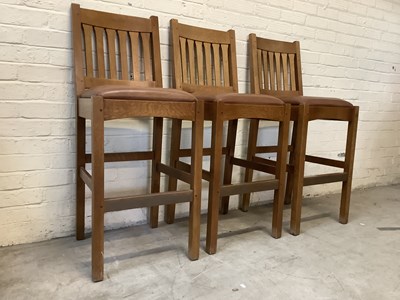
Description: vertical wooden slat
xmin=212 ymin=43 xmax=221 ymax=86
xmin=281 ymin=53 xmax=289 ymax=91
xmin=118 ymin=31 xmax=129 ymax=80
xmin=141 ymin=32 xmax=152 ymax=81
xmin=187 ymin=39 xmax=195 ymax=84
xmin=171 ymin=19 xmax=183 ymax=88
xmin=94 ymin=27 xmax=105 ymax=78
xmin=106 ymin=29 xmax=117 ymax=79
xmin=268 ymin=52 xmax=275 ymax=91
xmin=195 ymin=41 xmax=204 ymax=85
xmin=275 ymin=52 xmax=282 ymax=91
xmin=83 ymin=24 xmax=94 ymax=77
xmin=289 ymin=53 xmax=297 ymax=91
xmin=204 ymin=42 xmax=212 ymax=85
xmin=256 ymin=49 xmax=263 ymax=90
xmin=221 ymin=44 xmax=230 ymax=87
xmin=180 ymin=37 xmax=188 ymax=83
xmin=249 ymin=33 xmax=259 ymax=94
xmin=227 ymin=29 xmax=238 ymax=92
xmin=262 ymin=50 xmax=268 ymax=90
xmin=150 ymin=16 xmax=162 ymax=87
xmin=295 ymin=41 xmax=303 ymax=95
xmin=129 ymin=32 xmax=140 ymax=80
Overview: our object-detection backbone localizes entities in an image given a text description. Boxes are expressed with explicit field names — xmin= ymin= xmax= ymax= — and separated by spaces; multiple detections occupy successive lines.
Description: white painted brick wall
xmin=0 ymin=0 xmax=399 ymax=246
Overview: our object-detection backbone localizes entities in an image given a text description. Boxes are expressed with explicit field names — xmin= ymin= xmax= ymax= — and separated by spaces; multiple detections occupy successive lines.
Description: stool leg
xmin=206 ymin=103 xmax=223 ymax=255
xmin=149 ymin=117 xmax=163 ymax=228
xmin=91 ymin=96 xmax=105 ymax=282
xmin=284 ymin=121 xmax=297 ymax=205
xmin=290 ymin=104 xmax=308 ymax=236
xmin=188 ymin=101 xmax=204 ymax=260
xmin=165 ymin=119 xmax=183 ymax=224
xmin=220 ymin=120 xmax=238 ymax=214
xmin=240 ymin=119 xmax=259 ymax=212
xmin=339 ymin=107 xmax=359 ymax=224
xmin=271 ymin=105 xmax=290 ymax=238
xmin=76 ymin=115 xmax=86 ymax=240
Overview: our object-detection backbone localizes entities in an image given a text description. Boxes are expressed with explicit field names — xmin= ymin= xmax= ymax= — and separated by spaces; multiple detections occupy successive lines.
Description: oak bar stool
xmin=246 ymin=34 xmax=359 ymax=235
xmin=71 ymin=4 xmax=204 ymax=281
xmin=164 ymin=19 xmax=291 ymax=254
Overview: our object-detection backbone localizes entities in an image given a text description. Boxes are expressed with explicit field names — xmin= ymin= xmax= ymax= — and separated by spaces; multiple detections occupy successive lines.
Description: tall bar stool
xmin=245 ymin=34 xmax=359 ymax=235
xmin=164 ymin=19 xmax=291 ymax=254
xmin=71 ymin=4 xmax=204 ymax=281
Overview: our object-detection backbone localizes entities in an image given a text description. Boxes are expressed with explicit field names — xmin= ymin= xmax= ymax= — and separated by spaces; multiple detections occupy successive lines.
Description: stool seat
xmin=193 ymin=92 xmax=284 ymax=105
xmin=280 ymin=95 xmax=353 ymax=107
xmin=81 ymin=85 xmax=197 ymax=102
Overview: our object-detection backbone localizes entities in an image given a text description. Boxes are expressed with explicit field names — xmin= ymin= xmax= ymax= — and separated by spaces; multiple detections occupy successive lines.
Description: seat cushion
xmin=280 ymin=96 xmax=353 ymax=107
xmin=81 ymin=85 xmax=197 ymax=102
xmin=193 ymin=92 xmax=283 ymax=105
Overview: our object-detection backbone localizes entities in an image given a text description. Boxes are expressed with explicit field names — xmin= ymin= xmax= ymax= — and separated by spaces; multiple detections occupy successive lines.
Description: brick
xmin=0 ymin=63 xmax=18 ymax=80
xmin=0 ymin=173 xmax=24 ymax=190
xmin=315 ymin=29 xmax=336 ymax=42
xmin=0 ymin=189 xmax=43 ymax=208
xmin=0 ymin=155 xmax=50 ymax=172
xmin=22 ymin=0 xmax=70 ymax=12
xmin=18 ymin=65 xmax=71 ymax=83
xmin=0 ymin=138 xmax=73 ymax=155
xmin=317 ymin=7 xmax=339 ymax=20
xmin=0 ymin=5 xmax=49 ymax=27
xmin=367 ymin=7 xmax=384 ymax=20
xmin=348 ymin=3 xmax=368 ymax=15
xmin=280 ymin=10 xmax=306 ymax=25
xmin=338 ymin=12 xmax=358 ymax=24
xmin=22 ymin=28 xmax=70 ymax=49
xmin=293 ymin=25 xmax=316 ymax=39
xmin=305 ymin=15 xmax=329 ymax=29
xmin=254 ymin=3 xmax=281 ymax=20
xmin=0 ymin=102 xmax=74 ymax=119
xmin=376 ymin=0 xmax=393 ymax=11
xmin=293 ymin=0 xmax=318 ymax=14
xmin=328 ymin=0 xmax=348 ymax=11
xmin=0 ymin=119 xmax=75 ymax=137
xmin=0 ymin=26 xmax=24 ymax=44
xmin=23 ymin=169 xmax=74 ymax=188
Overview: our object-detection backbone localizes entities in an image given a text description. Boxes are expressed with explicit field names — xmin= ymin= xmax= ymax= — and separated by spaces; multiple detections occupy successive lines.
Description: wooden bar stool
xmin=71 ymin=4 xmax=204 ymax=281
xmin=163 ymin=19 xmax=291 ymax=254
xmin=246 ymin=34 xmax=359 ymax=235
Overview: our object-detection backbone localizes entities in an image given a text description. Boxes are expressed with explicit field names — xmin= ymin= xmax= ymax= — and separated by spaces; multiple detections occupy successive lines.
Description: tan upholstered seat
xmin=194 ymin=92 xmax=284 ymax=105
xmin=81 ymin=85 xmax=198 ymax=102
xmin=280 ymin=96 xmax=353 ymax=107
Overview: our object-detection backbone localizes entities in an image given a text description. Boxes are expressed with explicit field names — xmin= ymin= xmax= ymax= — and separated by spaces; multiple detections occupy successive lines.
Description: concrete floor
xmin=1 ymin=185 xmax=400 ymax=300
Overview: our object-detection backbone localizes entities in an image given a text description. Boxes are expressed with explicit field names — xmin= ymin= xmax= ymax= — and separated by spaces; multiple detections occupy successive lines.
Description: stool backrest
xmin=71 ymin=4 xmax=163 ymax=96
xmin=249 ymin=34 xmax=303 ymax=97
xmin=171 ymin=19 xmax=238 ymax=94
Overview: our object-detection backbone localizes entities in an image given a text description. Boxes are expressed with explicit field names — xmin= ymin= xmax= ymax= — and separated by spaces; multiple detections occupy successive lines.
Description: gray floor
xmin=1 ymin=185 xmax=400 ymax=300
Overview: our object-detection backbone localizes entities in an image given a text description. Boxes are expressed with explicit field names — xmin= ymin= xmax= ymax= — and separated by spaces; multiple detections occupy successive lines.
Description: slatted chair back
xmin=170 ymin=19 xmax=239 ymax=94
xmin=249 ymin=34 xmax=303 ymax=98
xmin=72 ymin=6 xmax=162 ymax=96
